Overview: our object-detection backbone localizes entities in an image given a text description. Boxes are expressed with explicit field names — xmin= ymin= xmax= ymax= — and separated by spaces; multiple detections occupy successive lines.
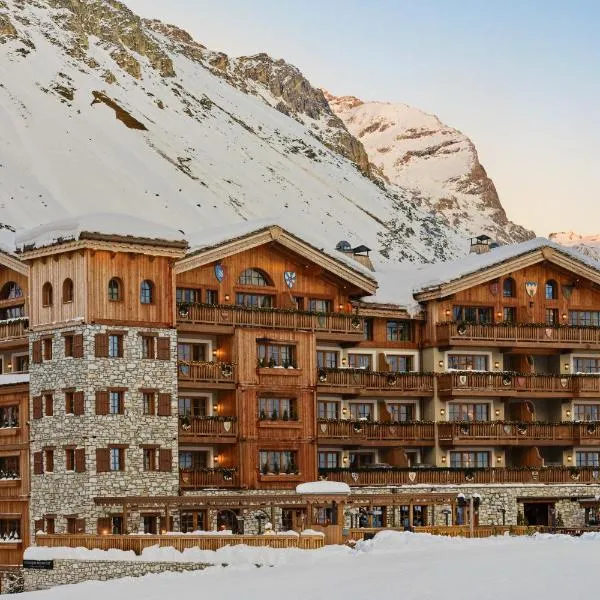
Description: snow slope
xmin=19 ymin=532 xmax=600 ymax=600
xmin=549 ymin=232 xmax=600 ymax=262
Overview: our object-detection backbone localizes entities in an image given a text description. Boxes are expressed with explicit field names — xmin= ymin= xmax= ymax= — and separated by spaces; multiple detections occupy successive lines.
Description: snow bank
xmin=0 ymin=373 xmax=29 ymax=386
xmin=295 ymin=481 xmax=350 ymax=494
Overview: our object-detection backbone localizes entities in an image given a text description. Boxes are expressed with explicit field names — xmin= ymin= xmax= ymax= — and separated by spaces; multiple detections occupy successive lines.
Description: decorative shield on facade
xmin=223 ymin=420 xmax=232 ymax=432
xmin=408 ymin=472 xmax=417 ymax=482
xmin=593 ymin=470 xmax=599 ymax=480
xmin=214 ymin=263 xmax=224 ymax=282
xmin=489 ymin=281 xmax=499 ymax=296
xmin=531 ymin=470 xmax=539 ymax=481
xmin=525 ymin=281 xmax=538 ymax=297
xmin=503 ymin=424 xmax=512 ymax=435
xmin=560 ymin=377 xmax=568 ymax=388
xmin=320 ymin=423 xmax=328 ymax=433
xmin=562 ymin=284 xmax=574 ymax=299
xmin=284 ymin=271 xmax=297 ymax=289
xmin=459 ymin=375 xmax=467 ymax=385
xmin=351 ymin=472 xmax=359 ymax=482
xmin=545 ymin=328 xmax=554 ymax=339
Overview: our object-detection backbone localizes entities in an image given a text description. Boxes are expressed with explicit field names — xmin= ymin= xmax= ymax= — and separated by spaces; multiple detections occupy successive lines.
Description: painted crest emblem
xmin=531 ymin=470 xmax=539 ymax=481
xmin=223 ymin=420 xmax=232 ymax=432
xmin=214 ymin=263 xmax=224 ymax=282
xmin=593 ymin=470 xmax=599 ymax=480
xmin=562 ymin=284 xmax=574 ymax=299
xmin=408 ymin=472 xmax=417 ymax=483
xmin=320 ymin=423 xmax=328 ymax=433
xmin=560 ymin=377 xmax=568 ymax=388
xmin=284 ymin=271 xmax=297 ymax=288
xmin=458 ymin=374 xmax=468 ymax=386
xmin=489 ymin=281 xmax=499 ymax=296
xmin=525 ymin=281 xmax=538 ymax=297
xmin=351 ymin=472 xmax=359 ymax=482
xmin=545 ymin=328 xmax=554 ymax=339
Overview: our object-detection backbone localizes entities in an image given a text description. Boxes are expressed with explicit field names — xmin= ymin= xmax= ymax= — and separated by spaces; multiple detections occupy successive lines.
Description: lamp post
xmin=457 ymin=493 xmax=481 ymax=536
xmin=500 ymin=508 xmax=506 ymax=526
xmin=442 ymin=508 xmax=452 ymax=527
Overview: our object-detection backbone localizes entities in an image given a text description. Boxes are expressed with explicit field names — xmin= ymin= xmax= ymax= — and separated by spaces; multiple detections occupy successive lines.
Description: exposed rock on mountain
xmin=549 ymin=232 xmax=600 ymax=262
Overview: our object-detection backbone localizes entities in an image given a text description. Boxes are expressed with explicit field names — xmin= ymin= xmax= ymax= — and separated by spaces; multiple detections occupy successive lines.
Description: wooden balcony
xmin=317 ymin=369 xmax=434 ymax=397
xmin=176 ymin=303 xmax=364 ymax=340
xmin=317 ymin=419 xmax=434 ymax=446
xmin=177 ymin=361 xmax=236 ymax=388
xmin=436 ymin=321 xmax=600 ymax=349
xmin=0 ymin=318 xmax=27 ymax=346
xmin=319 ymin=466 xmax=600 ymax=486
xmin=179 ymin=468 xmax=239 ymax=489
xmin=179 ymin=416 xmax=238 ymax=442
xmin=436 ymin=421 xmax=600 ymax=446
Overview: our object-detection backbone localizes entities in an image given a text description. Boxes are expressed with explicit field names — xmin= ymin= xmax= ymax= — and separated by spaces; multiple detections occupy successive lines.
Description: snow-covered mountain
xmin=0 ymin=0 xmax=532 ymax=264
xmin=549 ymin=232 xmax=600 ymax=262
xmin=325 ymin=93 xmax=532 ymax=245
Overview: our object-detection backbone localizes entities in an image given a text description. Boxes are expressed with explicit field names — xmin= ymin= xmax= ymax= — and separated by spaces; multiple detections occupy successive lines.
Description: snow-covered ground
xmin=19 ymin=532 xmax=598 ymax=599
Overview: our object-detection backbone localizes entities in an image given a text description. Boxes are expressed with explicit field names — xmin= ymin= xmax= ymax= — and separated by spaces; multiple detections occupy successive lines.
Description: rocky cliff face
xmin=325 ymin=93 xmax=534 ymax=244
xmin=549 ymin=232 xmax=600 ymax=262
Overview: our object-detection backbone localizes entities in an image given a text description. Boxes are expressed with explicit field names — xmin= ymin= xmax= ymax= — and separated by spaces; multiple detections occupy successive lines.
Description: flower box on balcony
xmin=257 ymin=368 xmax=302 ymax=377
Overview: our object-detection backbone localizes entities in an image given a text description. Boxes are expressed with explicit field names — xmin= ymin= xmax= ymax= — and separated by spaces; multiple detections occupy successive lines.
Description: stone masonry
xmin=29 ymin=325 xmax=179 ymax=540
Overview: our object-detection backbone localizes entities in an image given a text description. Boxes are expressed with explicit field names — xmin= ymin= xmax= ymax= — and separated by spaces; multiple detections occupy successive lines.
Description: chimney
xmin=335 ymin=241 xmax=374 ymax=271
xmin=469 ymin=235 xmax=493 ymax=255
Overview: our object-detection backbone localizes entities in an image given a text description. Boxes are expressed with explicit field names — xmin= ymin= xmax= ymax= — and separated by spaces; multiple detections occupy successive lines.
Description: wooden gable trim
xmin=414 ymin=247 xmax=600 ymax=301
xmin=0 ymin=251 xmax=28 ymax=276
xmin=175 ymin=226 xmax=377 ymax=294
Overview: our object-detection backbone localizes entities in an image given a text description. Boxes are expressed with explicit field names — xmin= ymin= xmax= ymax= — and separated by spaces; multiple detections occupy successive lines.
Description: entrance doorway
xmin=217 ymin=509 xmax=242 ymax=533
xmin=523 ymin=502 xmax=554 ymax=526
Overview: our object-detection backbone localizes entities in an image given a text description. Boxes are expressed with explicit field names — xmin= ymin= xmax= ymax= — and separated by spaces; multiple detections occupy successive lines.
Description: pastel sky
xmin=126 ymin=0 xmax=600 ymax=237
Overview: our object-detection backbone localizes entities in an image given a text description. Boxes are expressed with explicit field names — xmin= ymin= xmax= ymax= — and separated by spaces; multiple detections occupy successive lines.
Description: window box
xmin=257 ymin=367 xmax=302 ymax=377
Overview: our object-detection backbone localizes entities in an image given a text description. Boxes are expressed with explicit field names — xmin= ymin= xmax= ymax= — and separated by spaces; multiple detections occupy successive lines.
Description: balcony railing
xmin=317 ymin=419 xmax=434 ymax=442
xmin=179 ymin=468 xmax=239 ymax=489
xmin=179 ymin=416 xmax=237 ymax=438
xmin=177 ymin=361 xmax=235 ymax=384
xmin=177 ymin=303 xmax=364 ymax=335
xmin=319 ymin=466 xmax=600 ymax=486
xmin=317 ymin=369 xmax=434 ymax=394
xmin=0 ymin=317 xmax=27 ymax=342
xmin=438 ymin=372 xmax=573 ymax=395
xmin=437 ymin=322 xmax=600 ymax=347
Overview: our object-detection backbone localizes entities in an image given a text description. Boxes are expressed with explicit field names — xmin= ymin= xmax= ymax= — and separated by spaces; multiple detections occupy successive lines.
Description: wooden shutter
xmin=73 ymin=391 xmax=85 ymax=416
xmin=44 ymin=395 xmax=53 ymax=416
xmin=33 ymin=451 xmax=43 ymax=475
xmin=32 ymin=340 xmax=42 ymax=364
xmin=75 ymin=518 xmax=86 ymax=533
xmin=158 ymin=448 xmax=172 ymax=472
xmin=75 ymin=448 xmax=86 ymax=473
xmin=95 ymin=391 xmax=109 ymax=415
xmin=157 ymin=337 xmax=170 ymax=360
xmin=97 ymin=517 xmax=111 ymax=535
xmin=32 ymin=396 xmax=43 ymax=420
xmin=46 ymin=339 xmax=53 ymax=360
xmin=159 ymin=516 xmax=174 ymax=533
xmin=73 ymin=334 xmax=84 ymax=358
xmin=95 ymin=333 xmax=108 ymax=358
xmin=96 ymin=448 xmax=110 ymax=473
xmin=157 ymin=393 xmax=172 ymax=416
xmin=45 ymin=450 xmax=54 ymax=472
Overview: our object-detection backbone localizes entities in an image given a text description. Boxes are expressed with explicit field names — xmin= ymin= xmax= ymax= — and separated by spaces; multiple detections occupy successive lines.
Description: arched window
xmin=238 ymin=268 xmax=271 ymax=286
xmin=108 ymin=278 xmax=122 ymax=302
xmin=42 ymin=282 xmax=53 ymax=307
xmin=503 ymin=277 xmax=515 ymax=298
xmin=545 ymin=280 xmax=558 ymax=300
xmin=0 ymin=282 xmax=22 ymax=300
xmin=62 ymin=278 xmax=74 ymax=303
xmin=140 ymin=280 xmax=154 ymax=305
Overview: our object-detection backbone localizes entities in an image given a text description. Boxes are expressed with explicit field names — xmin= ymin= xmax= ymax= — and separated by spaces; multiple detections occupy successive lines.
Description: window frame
xmin=386 ymin=320 xmax=411 ymax=342
xmin=257 ymin=342 xmax=296 ymax=368
xmin=108 ymin=278 xmax=123 ymax=302
xmin=545 ymin=280 xmax=558 ymax=300
xmin=140 ymin=280 xmax=154 ymax=305
xmin=238 ymin=268 xmax=272 ymax=287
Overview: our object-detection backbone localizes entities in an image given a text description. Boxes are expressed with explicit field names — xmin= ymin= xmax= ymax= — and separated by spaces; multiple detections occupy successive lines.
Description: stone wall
xmin=21 ymin=559 xmax=210 ymax=593
xmin=29 ymin=325 xmax=179 ymax=540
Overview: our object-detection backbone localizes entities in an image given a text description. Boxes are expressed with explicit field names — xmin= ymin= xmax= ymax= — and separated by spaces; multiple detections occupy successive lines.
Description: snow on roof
xmin=296 ymin=481 xmax=351 ymax=495
xmin=0 ymin=374 xmax=29 ymax=386
xmin=367 ymin=237 xmax=600 ymax=307
xmin=15 ymin=213 xmax=187 ymax=251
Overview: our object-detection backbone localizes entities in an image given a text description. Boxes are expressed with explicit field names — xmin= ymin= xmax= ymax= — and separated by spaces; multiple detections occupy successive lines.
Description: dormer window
xmin=0 ymin=282 xmax=22 ymax=300
xmin=140 ymin=280 xmax=154 ymax=305
xmin=42 ymin=282 xmax=53 ymax=307
xmin=238 ymin=268 xmax=271 ymax=286
xmin=545 ymin=280 xmax=558 ymax=300
xmin=62 ymin=278 xmax=74 ymax=303
xmin=108 ymin=278 xmax=122 ymax=302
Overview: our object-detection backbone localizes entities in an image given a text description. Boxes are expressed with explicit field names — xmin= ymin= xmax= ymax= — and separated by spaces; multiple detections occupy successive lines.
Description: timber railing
xmin=177 ymin=303 xmax=364 ymax=335
xmin=438 ymin=372 xmax=573 ymax=395
xmin=0 ymin=317 xmax=27 ymax=342
xmin=35 ymin=533 xmax=324 ymax=553
xmin=317 ymin=419 xmax=434 ymax=442
xmin=317 ymin=369 xmax=434 ymax=393
xmin=177 ymin=361 xmax=235 ymax=384
xmin=348 ymin=526 xmax=538 ymax=540
xmin=179 ymin=468 xmax=239 ymax=489
xmin=436 ymin=322 xmax=600 ymax=347
xmin=179 ymin=416 xmax=238 ymax=438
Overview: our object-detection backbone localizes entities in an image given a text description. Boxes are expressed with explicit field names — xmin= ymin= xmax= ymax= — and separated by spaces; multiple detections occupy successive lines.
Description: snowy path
xmin=19 ymin=532 xmax=594 ymax=599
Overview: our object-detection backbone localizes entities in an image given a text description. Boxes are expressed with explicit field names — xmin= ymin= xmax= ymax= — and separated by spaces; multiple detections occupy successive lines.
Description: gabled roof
xmin=177 ymin=219 xmax=378 ymax=295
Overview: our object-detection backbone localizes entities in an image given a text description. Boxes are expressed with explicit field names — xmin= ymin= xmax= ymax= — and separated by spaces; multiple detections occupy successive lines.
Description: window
xmin=545 ymin=280 xmax=558 ymax=300
xmin=389 ymin=404 xmax=414 ymax=422
xmin=259 ymin=450 xmax=297 ymax=474
xmin=576 ymin=451 xmax=600 ymax=467
xmin=178 ymin=450 xmax=208 ymax=469
xmin=109 ymin=447 xmax=124 ymax=471
xmin=45 ymin=517 xmax=55 ymax=534
xmin=177 ymin=342 xmax=206 ymax=363
xmin=574 ymin=358 xmax=600 ymax=374
xmin=109 ymin=391 xmax=124 ymax=415
xmin=0 ymin=456 xmax=19 ymax=478
xmin=503 ymin=307 xmax=517 ymax=323
xmin=574 ymin=404 xmax=600 ymax=421
xmin=0 ymin=519 xmax=20 ymax=541
xmin=141 ymin=336 xmax=156 ymax=359
xmin=0 ymin=405 xmax=18 ymax=428
xmin=349 ymin=452 xmax=374 ymax=468
xmin=62 ymin=278 xmax=74 ymax=303
xmin=143 ymin=516 xmax=157 ymax=535
xmin=257 ymin=343 xmax=295 ymax=368
xmin=503 ymin=278 xmax=515 ymax=298
xmin=293 ymin=296 xmax=304 ymax=310
xmin=13 ymin=355 xmax=28 ymax=373
xmin=308 ymin=299 xmax=331 ymax=313
xmin=176 ymin=288 xmax=201 ymax=304
xmin=178 ymin=397 xmax=207 ymax=417
xmin=64 ymin=334 xmax=74 ymax=357
xmin=45 ymin=449 xmax=54 ymax=473
xmin=452 ymin=306 xmax=493 ymax=324
xmin=363 ymin=318 xmax=373 ymax=341
xmin=108 ymin=334 xmax=123 ymax=358
xmin=387 ymin=355 xmax=412 ymax=372
xmin=447 ymin=354 xmax=488 ymax=371
xmin=258 ymin=397 xmax=296 ymax=421
xmin=0 ymin=281 xmax=22 ymax=300
xmin=386 ymin=320 xmax=411 ymax=341
xmin=143 ymin=448 xmax=156 ymax=471
xmin=65 ymin=391 xmax=75 ymax=415
xmin=349 ymin=403 xmax=373 ymax=420
xmin=318 ymin=451 xmax=339 ymax=469
xmin=235 ymin=293 xmax=274 ymax=308
xmin=180 ymin=511 xmax=206 ymax=533
xmin=44 ymin=393 xmax=53 ymax=417
xmin=569 ymin=311 xmax=600 ymax=327
xmin=450 ymin=451 xmax=490 ymax=468
xmin=143 ymin=392 xmax=156 ymax=415
xmin=239 ymin=268 xmax=271 ymax=286
xmin=42 ymin=282 xmax=53 ymax=307
xmin=1 ymin=304 xmax=24 ymax=319
xmin=448 ymin=403 xmax=490 ymax=422
xmin=317 ymin=350 xmax=338 ymax=369
xmin=140 ymin=280 xmax=154 ymax=304
xmin=318 ymin=401 xmax=339 ymax=420
xmin=205 ymin=290 xmax=218 ymax=305
xmin=42 ymin=338 xmax=52 ymax=361
xmin=65 ymin=448 xmax=75 ymax=471
xmin=546 ymin=308 xmax=559 ymax=325
xmin=108 ymin=278 xmax=122 ymax=302
xmin=347 ymin=354 xmax=372 ymax=370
